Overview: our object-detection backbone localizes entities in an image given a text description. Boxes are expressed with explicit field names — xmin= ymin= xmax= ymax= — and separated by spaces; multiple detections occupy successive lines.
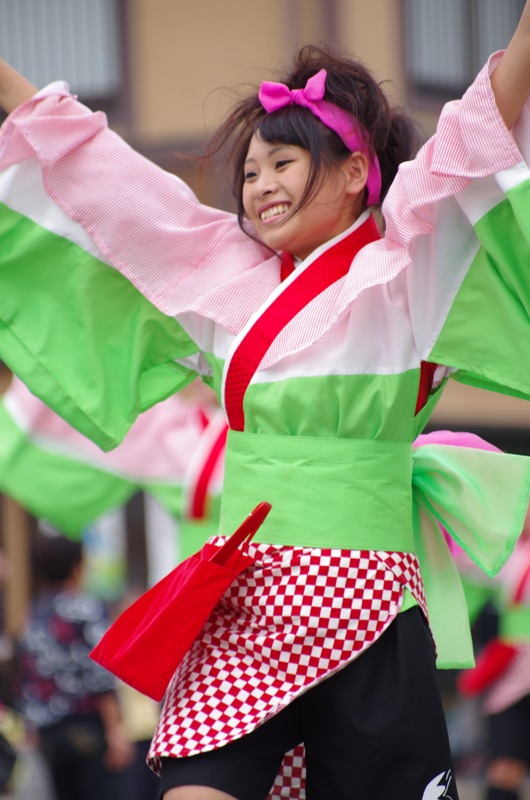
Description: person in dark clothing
xmin=15 ymin=533 xmax=133 ymax=800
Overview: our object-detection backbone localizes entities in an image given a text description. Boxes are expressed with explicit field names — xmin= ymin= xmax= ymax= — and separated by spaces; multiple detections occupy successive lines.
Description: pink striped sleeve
xmin=382 ymin=52 xmax=524 ymax=250
xmin=0 ymin=83 xmax=271 ymax=318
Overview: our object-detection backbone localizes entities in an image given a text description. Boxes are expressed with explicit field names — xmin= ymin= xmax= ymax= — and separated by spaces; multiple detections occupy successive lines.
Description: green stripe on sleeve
xmin=0 ymin=204 xmax=199 ymax=449
xmin=429 ymin=185 xmax=530 ymax=400
xmin=0 ymin=402 xmax=136 ymax=537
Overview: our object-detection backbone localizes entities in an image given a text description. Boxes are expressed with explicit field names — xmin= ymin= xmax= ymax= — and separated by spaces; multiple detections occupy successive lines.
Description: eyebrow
xmin=244 ymin=145 xmax=291 ymax=166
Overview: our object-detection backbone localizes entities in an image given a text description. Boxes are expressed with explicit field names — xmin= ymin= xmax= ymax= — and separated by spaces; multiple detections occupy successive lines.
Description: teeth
xmin=260 ymin=204 xmax=289 ymax=222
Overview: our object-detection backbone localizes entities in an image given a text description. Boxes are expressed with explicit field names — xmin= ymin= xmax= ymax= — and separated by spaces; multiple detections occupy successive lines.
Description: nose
xmin=253 ymin=168 xmax=279 ymax=198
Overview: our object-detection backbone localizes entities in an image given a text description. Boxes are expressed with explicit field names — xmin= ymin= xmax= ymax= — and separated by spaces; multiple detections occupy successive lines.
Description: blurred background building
xmin=0 ymin=0 xmax=528 ymax=638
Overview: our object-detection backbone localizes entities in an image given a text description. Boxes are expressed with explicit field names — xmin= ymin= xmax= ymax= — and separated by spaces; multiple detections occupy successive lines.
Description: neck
xmin=287 ymin=209 xmax=375 ymax=266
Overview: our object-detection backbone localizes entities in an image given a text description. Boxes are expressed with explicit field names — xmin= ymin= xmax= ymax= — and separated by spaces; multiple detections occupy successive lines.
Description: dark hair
xmin=205 ymin=44 xmax=421 ymax=239
xmin=32 ymin=534 xmax=83 ymax=585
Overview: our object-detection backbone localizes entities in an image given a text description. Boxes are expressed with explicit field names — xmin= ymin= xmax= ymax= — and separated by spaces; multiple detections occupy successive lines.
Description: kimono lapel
xmin=223 ymin=215 xmax=381 ymax=431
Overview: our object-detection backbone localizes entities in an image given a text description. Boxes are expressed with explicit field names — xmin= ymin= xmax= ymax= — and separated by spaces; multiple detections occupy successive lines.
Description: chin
xmin=261 ymin=235 xmax=289 ymax=253
xmin=258 ymin=223 xmax=295 ymax=253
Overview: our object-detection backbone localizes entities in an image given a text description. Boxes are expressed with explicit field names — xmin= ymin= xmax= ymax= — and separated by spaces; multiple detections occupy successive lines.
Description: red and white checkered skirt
xmin=148 ymin=540 xmax=427 ymax=799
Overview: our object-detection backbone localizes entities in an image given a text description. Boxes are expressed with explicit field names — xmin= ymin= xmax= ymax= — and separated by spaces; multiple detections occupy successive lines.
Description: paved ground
xmin=457 ymin=778 xmax=483 ymax=799
xmin=458 ymin=777 xmax=530 ymax=799
xmin=9 ymin=747 xmax=530 ymax=799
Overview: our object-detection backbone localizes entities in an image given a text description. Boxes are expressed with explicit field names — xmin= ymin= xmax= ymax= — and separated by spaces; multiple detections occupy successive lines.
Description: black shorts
xmin=160 ymin=607 xmax=459 ymax=800
xmin=488 ymin=694 xmax=530 ymax=764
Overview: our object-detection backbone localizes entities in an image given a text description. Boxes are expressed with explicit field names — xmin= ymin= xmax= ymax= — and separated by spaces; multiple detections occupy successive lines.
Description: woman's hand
xmin=0 ymin=58 xmax=38 ymax=115
xmin=490 ymin=0 xmax=530 ymax=129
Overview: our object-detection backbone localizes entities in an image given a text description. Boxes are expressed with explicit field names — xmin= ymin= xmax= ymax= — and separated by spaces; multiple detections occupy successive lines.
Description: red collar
xmin=224 ymin=216 xmax=381 ymax=431
xmin=280 ymin=252 xmax=296 ymax=282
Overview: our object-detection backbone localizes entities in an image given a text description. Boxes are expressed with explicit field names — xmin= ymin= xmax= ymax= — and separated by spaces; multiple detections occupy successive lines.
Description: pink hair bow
xmin=259 ymin=68 xmax=381 ymax=206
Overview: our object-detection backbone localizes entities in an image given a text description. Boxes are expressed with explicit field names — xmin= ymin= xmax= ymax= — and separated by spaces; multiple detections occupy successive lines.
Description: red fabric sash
xmin=188 ymin=420 xmax=228 ymax=520
xmin=415 ymin=361 xmax=438 ymax=414
xmin=514 ymin=559 xmax=530 ymax=604
xmin=224 ymin=216 xmax=381 ymax=431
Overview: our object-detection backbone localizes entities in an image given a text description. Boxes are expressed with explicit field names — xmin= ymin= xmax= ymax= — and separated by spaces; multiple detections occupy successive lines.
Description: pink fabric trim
xmin=414 ymin=429 xmax=501 ymax=454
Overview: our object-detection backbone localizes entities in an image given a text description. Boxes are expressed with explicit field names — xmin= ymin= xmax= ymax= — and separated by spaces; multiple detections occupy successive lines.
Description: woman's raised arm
xmin=0 ymin=58 xmax=37 ymax=114
xmin=490 ymin=0 xmax=530 ymax=129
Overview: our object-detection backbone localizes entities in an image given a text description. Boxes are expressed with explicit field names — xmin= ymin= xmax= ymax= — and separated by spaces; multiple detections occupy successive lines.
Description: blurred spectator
xmin=117 ymin=681 xmax=160 ymax=800
xmin=13 ymin=533 xmax=134 ymax=800
xmin=0 ymin=723 xmax=17 ymax=796
xmin=458 ymin=532 xmax=530 ymax=800
xmin=114 ymin=587 xmax=160 ymax=800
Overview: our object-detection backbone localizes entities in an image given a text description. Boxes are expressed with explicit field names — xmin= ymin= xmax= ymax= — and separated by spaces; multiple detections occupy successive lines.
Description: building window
xmin=0 ymin=0 xmax=128 ymax=120
xmin=404 ymin=0 xmax=524 ymax=97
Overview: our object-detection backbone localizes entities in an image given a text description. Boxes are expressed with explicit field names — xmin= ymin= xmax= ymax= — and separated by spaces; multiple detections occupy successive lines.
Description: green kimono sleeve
xmin=0 ymin=201 xmax=199 ymax=450
xmin=429 ymin=176 xmax=530 ymax=401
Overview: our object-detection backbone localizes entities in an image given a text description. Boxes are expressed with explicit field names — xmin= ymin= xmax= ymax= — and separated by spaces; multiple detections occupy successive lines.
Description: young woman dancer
xmin=1 ymin=5 xmax=530 ymax=798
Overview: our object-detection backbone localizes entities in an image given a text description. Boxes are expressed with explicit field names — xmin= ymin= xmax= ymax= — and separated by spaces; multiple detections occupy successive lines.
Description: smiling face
xmin=242 ymin=134 xmax=366 ymax=261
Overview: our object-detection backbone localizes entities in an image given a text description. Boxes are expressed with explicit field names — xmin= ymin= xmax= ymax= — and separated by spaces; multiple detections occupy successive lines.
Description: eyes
xmin=244 ymin=159 xmax=293 ymax=182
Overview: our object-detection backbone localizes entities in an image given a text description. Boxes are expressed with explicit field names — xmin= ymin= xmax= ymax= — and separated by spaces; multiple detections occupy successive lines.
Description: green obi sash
xmin=219 ymin=431 xmax=530 ymax=669
xmin=412 ymin=443 xmax=530 ymax=666
xmin=220 ymin=432 xmax=414 ymax=551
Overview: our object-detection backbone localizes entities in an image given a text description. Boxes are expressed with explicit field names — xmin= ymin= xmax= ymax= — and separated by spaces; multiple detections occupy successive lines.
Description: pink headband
xmin=258 ymin=68 xmax=382 ymax=206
